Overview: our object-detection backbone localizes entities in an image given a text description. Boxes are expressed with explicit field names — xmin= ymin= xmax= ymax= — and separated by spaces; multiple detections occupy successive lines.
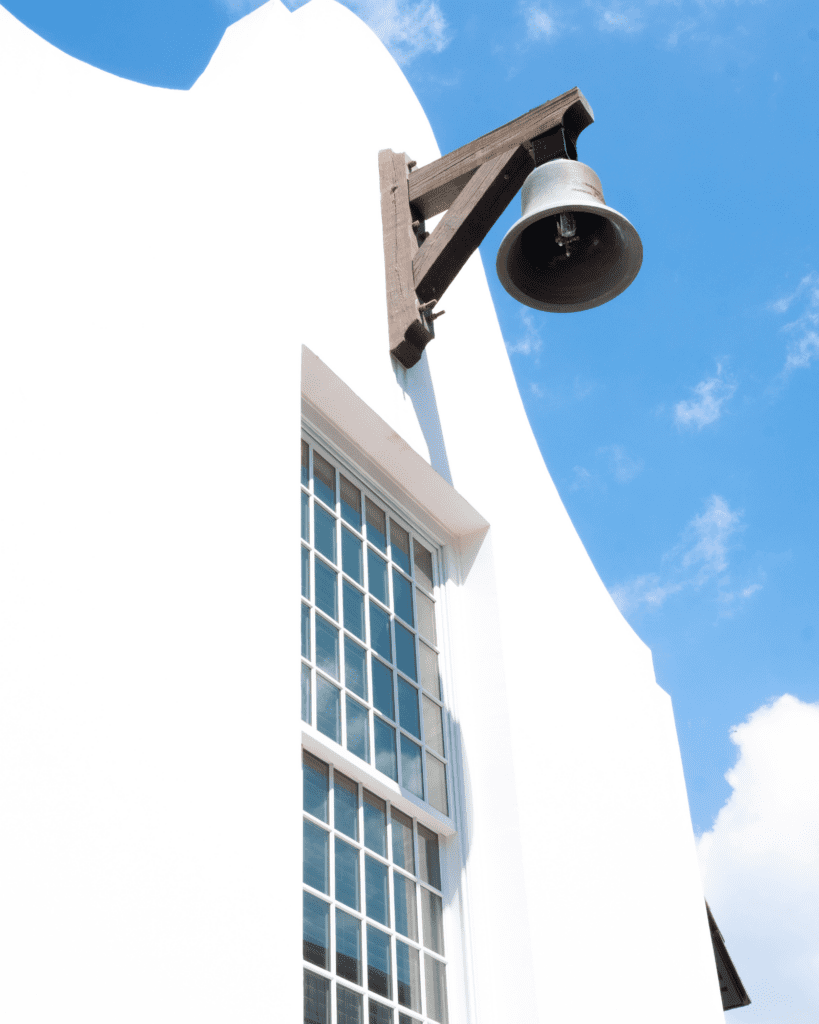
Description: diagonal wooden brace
xmin=379 ymin=87 xmax=593 ymax=369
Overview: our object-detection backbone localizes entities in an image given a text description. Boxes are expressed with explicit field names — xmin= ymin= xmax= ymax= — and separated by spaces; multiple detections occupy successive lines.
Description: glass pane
xmin=369 ymin=603 xmax=392 ymax=663
xmin=418 ymin=643 xmax=440 ymax=700
xmin=301 ymin=491 xmax=310 ymax=542
xmin=398 ymin=1016 xmax=414 ymax=1024
xmin=396 ymin=941 xmax=421 ymax=1012
xmin=392 ymin=569 xmax=413 ymax=627
xmin=416 ymin=591 xmax=436 ymax=645
xmin=315 ymin=616 xmax=339 ymax=680
xmin=303 ymin=891 xmax=329 ymax=969
xmin=363 ymin=791 xmax=387 ymax=856
xmin=421 ymin=888 xmax=444 ymax=954
xmin=343 ymin=581 xmax=365 ymax=640
xmin=424 ymin=956 xmax=448 ymax=1024
xmin=365 ymin=856 xmax=390 ymax=926
xmin=301 ymin=603 xmax=311 ymax=660
xmin=301 ymin=663 xmax=311 ymax=724
xmin=340 ymin=475 xmax=362 ymax=530
xmin=389 ymin=520 xmax=410 ymax=574
xmin=400 ymin=734 xmax=423 ymax=799
xmin=314 ymin=505 xmax=337 ymax=564
xmin=417 ymin=826 xmax=441 ymax=890
xmin=313 ymin=451 xmax=336 ymax=508
xmin=301 ymin=546 xmax=310 ymax=599
xmin=346 ymin=697 xmax=370 ymax=763
xmin=344 ymin=637 xmax=367 ymax=699
xmin=371 ymin=659 xmax=394 ymax=720
xmin=393 ymin=872 xmax=418 ymax=941
xmin=334 ymin=837 xmax=360 ymax=910
xmin=366 ymin=925 xmax=391 ymax=998
xmin=367 ymin=549 xmax=388 ymax=606
xmin=368 ymin=999 xmax=392 ymax=1024
xmin=303 ymin=819 xmax=329 ymax=894
xmin=301 ymin=440 xmax=309 ymax=487
xmin=395 ymin=623 xmax=417 ymax=682
xmin=374 ymin=719 xmax=397 ymax=781
xmin=426 ymin=754 xmax=448 ymax=817
xmin=304 ymin=969 xmax=330 ymax=1024
xmin=413 ymin=541 xmax=433 ymax=592
xmin=390 ymin=808 xmax=414 ymax=874
xmin=342 ymin=527 xmax=363 ymax=584
xmin=334 ymin=772 xmax=359 ymax=841
xmin=397 ymin=679 xmax=420 ymax=739
xmin=337 ymin=985 xmax=363 ymax=1024
xmin=422 ymin=696 xmax=444 ymax=756
xmin=302 ymin=751 xmax=328 ymax=821
xmin=316 ymin=676 xmax=341 ymax=743
xmin=366 ymin=499 xmax=387 ymax=552
xmin=314 ymin=559 xmax=338 ymax=621
xmin=336 ymin=908 xmax=362 ymax=985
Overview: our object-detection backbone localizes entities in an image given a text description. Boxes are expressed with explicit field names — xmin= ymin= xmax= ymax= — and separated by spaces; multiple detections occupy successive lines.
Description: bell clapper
xmin=555 ymin=210 xmax=579 ymax=257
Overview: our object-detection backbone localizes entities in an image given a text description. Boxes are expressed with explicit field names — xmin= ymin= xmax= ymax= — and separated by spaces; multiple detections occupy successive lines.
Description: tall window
xmin=303 ymin=751 xmax=449 ymax=1024
xmin=301 ymin=438 xmax=449 ymax=816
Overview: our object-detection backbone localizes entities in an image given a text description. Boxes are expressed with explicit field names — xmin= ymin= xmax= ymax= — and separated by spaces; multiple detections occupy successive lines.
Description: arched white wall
xmin=0 ymin=2 xmax=724 ymax=1022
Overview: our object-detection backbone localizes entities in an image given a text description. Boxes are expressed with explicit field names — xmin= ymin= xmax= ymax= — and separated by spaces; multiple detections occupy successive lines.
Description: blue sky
xmin=3 ymin=0 xmax=817 ymax=1017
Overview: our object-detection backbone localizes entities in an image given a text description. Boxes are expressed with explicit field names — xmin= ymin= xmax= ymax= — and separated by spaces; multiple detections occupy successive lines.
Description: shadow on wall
xmin=398 ymin=351 xmax=453 ymax=487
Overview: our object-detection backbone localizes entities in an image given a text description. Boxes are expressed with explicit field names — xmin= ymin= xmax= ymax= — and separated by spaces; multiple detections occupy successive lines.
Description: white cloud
xmin=569 ymin=465 xmax=595 ymax=491
xmin=530 ymin=382 xmax=545 ymax=399
xmin=218 ymin=0 xmax=266 ymax=13
xmin=598 ymin=443 xmax=643 ymax=483
xmin=674 ymin=364 xmax=736 ymax=429
xmin=679 ymin=494 xmax=741 ymax=582
xmin=610 ymin=573 xmax=684 ymax=611
xmin=506 ymin=310 xmax=543 ymax=355
xmin=698 ymin=695 xmax=819 ymax=1022
xmin=523 ymin=3 xmax=556 ymax=39
xmin=343 ymin=0 xmax=450 ymax=63
xmin=594 ymin=3 xmax=643 ymax=33
xmin=771 ymin=272 xmax=819 ymax=376
xmin=611 ymin=494 xmax=744 ymax=613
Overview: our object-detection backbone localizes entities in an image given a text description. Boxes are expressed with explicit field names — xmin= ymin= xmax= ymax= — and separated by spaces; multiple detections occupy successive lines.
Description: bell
xmin=496 ymin=159 xmax=642 ymax=312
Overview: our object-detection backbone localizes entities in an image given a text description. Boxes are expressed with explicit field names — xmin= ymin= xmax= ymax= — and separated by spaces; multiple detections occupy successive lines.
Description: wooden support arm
xmin=380 ymin=87 xmax=593 ymax=368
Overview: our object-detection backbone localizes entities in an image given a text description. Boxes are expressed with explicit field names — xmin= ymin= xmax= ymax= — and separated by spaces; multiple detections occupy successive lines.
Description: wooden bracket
xmin=379 ymin=87 xmax=594 ymax=368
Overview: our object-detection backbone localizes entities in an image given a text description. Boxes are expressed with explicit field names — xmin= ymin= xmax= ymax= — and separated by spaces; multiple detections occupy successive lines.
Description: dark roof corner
xmin=706 ymin=902 xmax=752 ymax=1011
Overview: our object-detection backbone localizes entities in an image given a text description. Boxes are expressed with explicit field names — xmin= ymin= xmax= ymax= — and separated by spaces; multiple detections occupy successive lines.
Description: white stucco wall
xmin=0 ymin=2 xmax=724 ymax=1022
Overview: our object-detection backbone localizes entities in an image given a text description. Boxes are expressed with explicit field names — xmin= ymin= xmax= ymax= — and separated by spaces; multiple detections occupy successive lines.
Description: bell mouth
xmin=496 ymin=159 xmax=643 ymax=313
xmin=499 ymin=206 xmax=641 ymax=312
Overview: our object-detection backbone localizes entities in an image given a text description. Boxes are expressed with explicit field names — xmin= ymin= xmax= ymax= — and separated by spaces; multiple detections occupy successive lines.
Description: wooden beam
xmin=378 ymin=149 xmax=434 ymax=368
xmin=407 ymin=87 xmax=593 ymax=220
xmin=413 ymin=144 xmax=533 ymax=305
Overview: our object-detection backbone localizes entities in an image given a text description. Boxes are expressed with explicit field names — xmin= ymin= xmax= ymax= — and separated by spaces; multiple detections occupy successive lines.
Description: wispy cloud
xmin=594 ymin=4 xmax=643 ymax=34
xmin=219 ymin=0 xmax=267 ymax=14
xmin=342 ymin=0 xmax=451 ymax=63
xmin=611 ymin=494 xmax=746 ymax=613
xmin=674 ymin=363 xmax=736 ymax=429
xmin=506 ymin=309 xmax=543 ymax=355
xmin=569 ymin=465 xmax=595 ymax=491
xmin=522 ymin=3 xmax=557 ymax=39
xmin=598 ymin=444 xmax=643 ymax=483
xmin=698 ymin=695 xmax=819 ymax=1022
xmin=771 ymin=272 xmax=819 ymax=376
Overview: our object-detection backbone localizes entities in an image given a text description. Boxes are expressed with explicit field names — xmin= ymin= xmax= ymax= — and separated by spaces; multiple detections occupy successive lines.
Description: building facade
xmin=0 ymin=2 xmax=731 ymax=1022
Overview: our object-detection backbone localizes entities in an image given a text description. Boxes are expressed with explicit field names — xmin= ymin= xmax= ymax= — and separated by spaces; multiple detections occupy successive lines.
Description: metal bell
xmin=496 ymin=159 xmax=643 ymax=312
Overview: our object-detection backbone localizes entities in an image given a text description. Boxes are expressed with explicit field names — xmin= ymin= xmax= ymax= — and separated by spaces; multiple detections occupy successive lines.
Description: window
xmin=303 ymin=751 xmax=450 ymax=1024
xmin=301 ymin=437 xmax=449 ymax=816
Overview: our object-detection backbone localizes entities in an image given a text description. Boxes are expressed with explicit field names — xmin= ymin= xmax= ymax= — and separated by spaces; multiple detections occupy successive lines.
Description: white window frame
xmin=301 ymin=346 xmax=487 ymax=1024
